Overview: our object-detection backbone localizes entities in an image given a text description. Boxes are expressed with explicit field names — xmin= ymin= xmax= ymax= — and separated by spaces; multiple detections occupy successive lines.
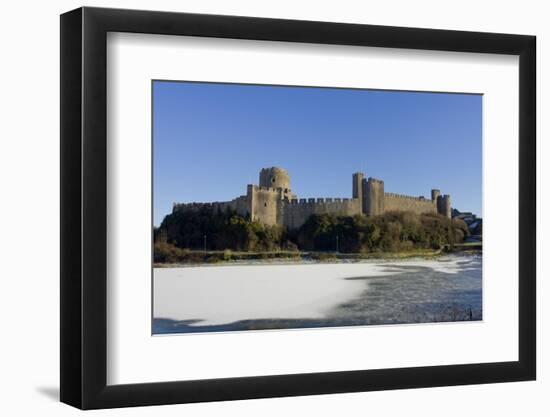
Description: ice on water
xmin=153 ymin=256 xmax=482 ymax=327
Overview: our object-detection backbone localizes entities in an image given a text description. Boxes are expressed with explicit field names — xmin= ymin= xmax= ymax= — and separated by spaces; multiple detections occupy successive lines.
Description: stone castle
xmin=173 ymin=167 xmax=451 ymax=229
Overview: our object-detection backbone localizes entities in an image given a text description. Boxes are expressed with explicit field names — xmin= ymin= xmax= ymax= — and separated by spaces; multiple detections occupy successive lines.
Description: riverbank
xmin=154 ymin=243 xmax=481 ymax=268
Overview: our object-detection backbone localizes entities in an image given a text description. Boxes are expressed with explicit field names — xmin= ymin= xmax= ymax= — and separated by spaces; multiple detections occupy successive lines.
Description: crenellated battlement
xmin=384 ymin=192 xmax=429 ymax=201
xmin=173 ymin=201 xmax=227 ymax=212
xmin=285 ymin=197 xmax=358 ymax=206
xmin=248 ymin=184 xmax=282 ymax=193
xmin=282 ymin=197 xmax=362 ymax=229
xmin=172 ymin=167 xmax=452 ymax=227
xmin=368 ymin=177 xmax=384 ymax=184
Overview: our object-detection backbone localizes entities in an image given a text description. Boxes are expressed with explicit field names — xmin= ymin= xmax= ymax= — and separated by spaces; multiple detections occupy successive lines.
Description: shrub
xmin=156 ymin=206 xmax=287 ymax=252
xmin=295 ymin=211 xmax=466 ymax=253
xmin=153 ymin=241 xmax=189 ymax=264
xmin=282 ymin=240 xmax=299 ymax=252
xmin=155 ymin=206 xmax=467 ymax=258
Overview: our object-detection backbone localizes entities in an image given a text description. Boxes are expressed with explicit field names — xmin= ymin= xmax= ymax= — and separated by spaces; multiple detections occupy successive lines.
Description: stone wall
xmin=437 ymin=194 xmax=452 ymax=218
xmin=259 ymin=167 xmax=291 ymax=190
xmin=383 ymin=193 xmax=437 ymax=215
xmin=228 ymin=195 xmax=250 ymax=217
xmin=352 ymin=172 xmax=363 ymax=201
xmin=364 ymin=178 xmax=385 ymax=216
xmin=172 ymin=168 xmax=452 ymax=228
xmin=282 ymin=198 xmax=362 ymax=229
xmin=249 ymin=185 xmax=280 ymax=226
xmin=172 ymin=194 xmax=250 ymax=218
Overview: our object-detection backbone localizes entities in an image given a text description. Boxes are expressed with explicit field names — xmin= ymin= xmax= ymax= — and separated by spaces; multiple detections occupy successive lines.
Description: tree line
xmin=154 ymin=206 xmax=469 ymax=260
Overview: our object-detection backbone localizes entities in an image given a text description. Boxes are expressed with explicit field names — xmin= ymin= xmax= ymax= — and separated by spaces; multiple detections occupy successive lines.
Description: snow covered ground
xmin=153 ymin=256 xmax=481 ymax=329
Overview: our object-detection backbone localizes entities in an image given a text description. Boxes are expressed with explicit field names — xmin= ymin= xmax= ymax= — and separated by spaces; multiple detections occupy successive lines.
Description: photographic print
xmin=152 ymin=81 xmax=483 ymax=335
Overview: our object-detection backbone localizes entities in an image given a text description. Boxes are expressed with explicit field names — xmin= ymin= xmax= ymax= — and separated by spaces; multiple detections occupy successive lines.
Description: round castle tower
xmin=259 ymin=167 xmax=291 ymax=191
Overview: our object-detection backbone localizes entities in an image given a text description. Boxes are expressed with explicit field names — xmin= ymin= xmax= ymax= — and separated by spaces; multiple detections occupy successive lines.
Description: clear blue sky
xmin=153 ymin=81 xmax=482 ymax=226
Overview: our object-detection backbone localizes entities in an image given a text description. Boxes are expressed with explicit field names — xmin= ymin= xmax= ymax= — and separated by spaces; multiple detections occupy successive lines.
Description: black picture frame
xmin=60 ymin=6 xmax=536 ymax=410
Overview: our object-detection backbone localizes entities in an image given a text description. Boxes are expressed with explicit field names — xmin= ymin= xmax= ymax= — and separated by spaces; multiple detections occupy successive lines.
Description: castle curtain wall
xmin=383 ymin=193 xmax=437 ymax=215
xmin=172 ymin=168 xmax=451 ymax=229
xmin=282 ymin=198 xmax=362 ymax=230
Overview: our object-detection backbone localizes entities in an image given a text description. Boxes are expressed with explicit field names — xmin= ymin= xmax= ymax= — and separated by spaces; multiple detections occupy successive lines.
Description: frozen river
xmin=153 ymin=255 xmax=482 ymax=334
